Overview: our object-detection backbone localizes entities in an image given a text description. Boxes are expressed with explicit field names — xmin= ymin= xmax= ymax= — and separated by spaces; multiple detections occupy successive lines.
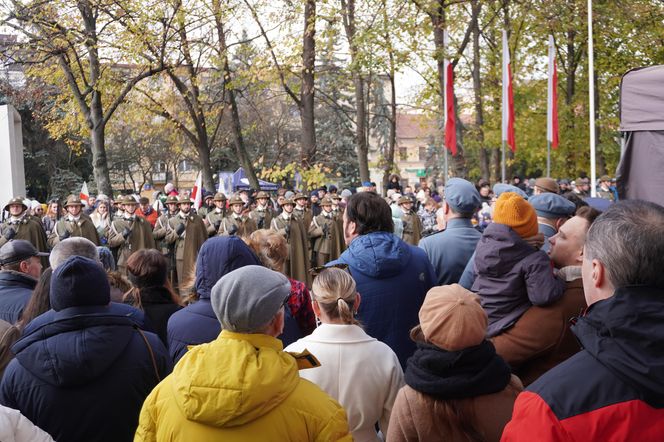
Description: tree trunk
xmin=566 ymin=30 xmax=576 ymax=106
xmin=300 ymin=0 xmax=317 ymax=166
xmin=471 ymin=0 xmax=488 ymax=181
xmin=382 ymin=54 xmax=397 ymax=195
xmin=90 ymin=125 xmax=112 ymax=196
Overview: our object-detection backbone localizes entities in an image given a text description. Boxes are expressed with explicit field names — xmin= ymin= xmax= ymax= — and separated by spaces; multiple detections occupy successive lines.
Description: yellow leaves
xmin=259 ymin=161 xmax=331 ymax=190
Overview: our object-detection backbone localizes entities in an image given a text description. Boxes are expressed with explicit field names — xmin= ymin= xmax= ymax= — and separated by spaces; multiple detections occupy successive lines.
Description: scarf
xmin=405 ymin=340 xmax=511 ymax=400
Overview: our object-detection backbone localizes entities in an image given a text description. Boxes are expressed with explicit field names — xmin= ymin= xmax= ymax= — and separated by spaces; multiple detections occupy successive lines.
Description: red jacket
xmin=501 ymin=286 xmax=664 ymax=442
xmin=137 ymin=207 xmax=159 ymax=228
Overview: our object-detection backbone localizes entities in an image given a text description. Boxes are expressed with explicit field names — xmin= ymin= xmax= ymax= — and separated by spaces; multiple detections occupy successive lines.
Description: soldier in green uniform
xmin=48 ymin=195 xmax=100 ymax=248
xmin=308 ymin=197 xmax=337 ymax=266
xmin=204 ymin=193 xmax=227 ymax=237
xmin=250 ymin=191 xmax=275 ymax=230
xmin=270 ymin=198 xmax=311 ymax=286
xmin=399 ymin=196 xmax=423 ymax=246
xmin=164 ymin=197 xmax=207 ymax=295
xmin=0 ymin=197 xmax=49 ymax=264
xmin=292 ymin=193 xmax=313 ymax=230
xmin=218 ymin=195 xmax=257 ymax=238
xmin=153 ymin=195 xmax=180 ymax=286
xmin=107 ymin=196 xmax=157 ymax=274
xmin=197 ymin=192 xmax=215 ymax=218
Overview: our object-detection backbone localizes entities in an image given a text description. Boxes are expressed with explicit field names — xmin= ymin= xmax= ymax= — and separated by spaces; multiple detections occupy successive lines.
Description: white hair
xmin=50 ymin=237 xmax=100 ymax=269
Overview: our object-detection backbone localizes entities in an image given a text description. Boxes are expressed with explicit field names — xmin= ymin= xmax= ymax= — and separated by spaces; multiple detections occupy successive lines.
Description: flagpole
xmin=547 ymin=141 xmax=551 ymax=177
xmin=588 ymin=0 xmax=597 ymax=197
xmin=444 ymin=147 xmax=449 ymax=182
xmin=501 ymin=141 xmax=506 ymax=183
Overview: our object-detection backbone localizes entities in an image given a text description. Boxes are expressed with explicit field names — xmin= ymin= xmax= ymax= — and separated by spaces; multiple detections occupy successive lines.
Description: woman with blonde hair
xmin=246 ymin=229 xmax=316 ymax=338
xmin=285 ymin=267 xmax=404 ymax=442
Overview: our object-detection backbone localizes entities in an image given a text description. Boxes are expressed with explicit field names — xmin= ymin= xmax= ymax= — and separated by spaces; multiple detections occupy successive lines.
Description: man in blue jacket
xmin=0 ymin=256 xmax=171 ymax=442
xmin=328 ymin=191 xmax=436 ymax=367
xmin=0 ymin=240 xmax=48 ymax=323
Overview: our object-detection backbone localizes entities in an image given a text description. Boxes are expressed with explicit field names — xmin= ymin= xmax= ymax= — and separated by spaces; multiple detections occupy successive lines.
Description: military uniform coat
xmin=250 ymin=207 xmax=275 ymax=230
xmin=107 ymin=216 xmax=157 ymax=273
xmin=401 ymin=211 xmax=422 ymax=246
xmin=0 ymin=215 xmax=49 ymax=260
xmin=48 ymin=215 xmax=100 ymax=248
xmin=308 ymin=212 xmax=342 ymax=266
xmin=218 ymin=215 xmax=257 ymax=238
xmin=165 ymin=213 xmax=207 ymax=293
xmin=205 ymin=209 xmax=226 ymax=236
xmin=271 ymin=214 xmax=311 ymax=286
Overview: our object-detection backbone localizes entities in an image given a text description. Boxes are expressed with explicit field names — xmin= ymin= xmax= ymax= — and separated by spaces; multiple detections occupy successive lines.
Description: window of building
xmin=177 ymin=160 xmax=195 ymax=173
xmin=419 ymin=145 xmax=427 ymax=161
xmin=153 ymin=161 xmax=167 ymax=173
xmin=399 ymin=147 xmax=408 ymax=161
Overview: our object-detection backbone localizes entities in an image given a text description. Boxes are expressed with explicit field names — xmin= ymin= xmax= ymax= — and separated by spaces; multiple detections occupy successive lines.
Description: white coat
xmin=285 ymin=323 xmax=404 ymax=442
xmin=0 ymin=406 xmax=53 ymax=442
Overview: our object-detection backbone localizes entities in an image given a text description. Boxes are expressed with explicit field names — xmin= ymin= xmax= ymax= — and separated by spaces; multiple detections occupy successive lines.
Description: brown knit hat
xmin=411 ymin=284 xmax=487 ymax=351
xmin=492 ymin=192 xmax=538 ymax=238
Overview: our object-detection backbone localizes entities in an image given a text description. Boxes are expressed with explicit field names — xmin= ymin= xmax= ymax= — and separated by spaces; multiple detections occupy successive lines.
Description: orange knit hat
xmin=492 ymin=192 xmax=538 ymax=238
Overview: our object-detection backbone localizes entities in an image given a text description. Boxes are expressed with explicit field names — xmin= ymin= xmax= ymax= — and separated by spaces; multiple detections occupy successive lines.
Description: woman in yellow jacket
xmin=134 ymin=265 xmax=352 ymax=442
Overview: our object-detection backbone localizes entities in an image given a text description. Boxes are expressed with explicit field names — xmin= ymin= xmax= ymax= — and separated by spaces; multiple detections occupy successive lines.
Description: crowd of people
xmin=0 ymin=171 xmax=661 ymax=441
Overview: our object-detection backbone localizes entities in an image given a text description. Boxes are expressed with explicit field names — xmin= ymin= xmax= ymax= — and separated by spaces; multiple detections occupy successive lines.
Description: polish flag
xmin=79 ymin=181 xmax=89 ymax=203
xmin=443 ymin=31 xmax=457 ymax=156
xmin=191 ymin=172 xmax=202 ymax=209
xmin=547 ymin=35 xmax=559 ymax=149
xmin=502 ymin=30 xmax=516 ymax=152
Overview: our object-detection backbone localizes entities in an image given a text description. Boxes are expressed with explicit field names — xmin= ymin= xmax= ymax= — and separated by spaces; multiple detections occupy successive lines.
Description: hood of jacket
xmin=195 ymin=237 xmax=262 ymax=299
xmin=12 ymin=306 xmax=139 ymax=388
xmin=474 ymin=223 xmax=536 ymax=277
xmin=171 ymin=330 xmax=300 ymax=427
xmin=573 ymin=286 xmax=664 ymax=407
xmin=338 ymin=231 xmax=411 ymax=279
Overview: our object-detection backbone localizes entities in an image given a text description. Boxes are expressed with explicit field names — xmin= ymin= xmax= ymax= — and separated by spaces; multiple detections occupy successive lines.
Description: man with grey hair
xmin=136 ymin=265 xmax=351 ymax=441
xmin=503 ymin=200 xmax=664 ymax=440
xmin=49 ymin=237 xmax=98 ymax=270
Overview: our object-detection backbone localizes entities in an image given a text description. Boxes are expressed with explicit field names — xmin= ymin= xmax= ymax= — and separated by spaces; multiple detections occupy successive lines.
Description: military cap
xmin=444 ymin=178 xmax=482 ymax=213
xmin=280 ymin=198 xmax=295 ymax=207
xmin=228 ymin=195 xmax=244 ymax=206
xmin=398 ymin=196 xmax=414 ymax=205
xmin=177 ymin=196 xmax=192 ymax=204
xmin=330 ymin=194 xmax=341 ymax=201
xmin=203 ymin=192 xmax=214 ymax=200
xmin=64 ymin=195 xmax=84 ymax=208
xmin=3 ymin=197 xmax=27 ymax=212
xmin=165 ymin=195 xmax=179 ymax=204
xmin=256 ymin=191 xmax=270 ymax=200
xmin=213 ymin=193 xmax=227 ymax=202
xmin=534 ymin=177 xmax=560 ymax=194
xmin=600 ymin=175 xmax=611 ymax=182
xmin=122 ymin=195 xmax=138 ymax=205
xmin=529 ymin=193 xmax=577 ymax=219
xmin=493 ymin=183 xmax=528 ymax=200
xmin=320 ymin=197 xmax=333 ymax=206
xmin=293 ymin=193 xmax=308 ymax=201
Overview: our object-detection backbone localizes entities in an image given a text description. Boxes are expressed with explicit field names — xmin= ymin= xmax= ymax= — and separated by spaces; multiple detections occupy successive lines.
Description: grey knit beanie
xmin=211 ymin=265 xmax=291 ymax=333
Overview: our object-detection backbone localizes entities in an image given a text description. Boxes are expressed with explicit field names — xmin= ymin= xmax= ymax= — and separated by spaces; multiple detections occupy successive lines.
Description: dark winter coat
xmin=328 ymin=231 xmax=436 ymax=368
xmin=124 ymin=286 xmax=181 ymax=346
xmin=472 ymin=223 xmax=565 ymax=337
xmin=0 ymin=271 xmax=37 ymax=324
xmin=0 ymin=305 xmax=171 ymax=442
xmin=502 ymin=286 xmax=664 ymax=441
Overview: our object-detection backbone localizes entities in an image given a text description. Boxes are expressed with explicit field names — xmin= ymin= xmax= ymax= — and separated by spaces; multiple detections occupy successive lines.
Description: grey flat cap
xmin=211 ymin=265 xmax=291 ymax=333
xmin=0 ymin=240 xmax=48 ymax=266
xmin=493 ymin=183 xmax=528 ymax=200
xmin=444 ymin=178 xmax=482 ymax=213
xmin=530 ymin=193 xmax=577 ymax=219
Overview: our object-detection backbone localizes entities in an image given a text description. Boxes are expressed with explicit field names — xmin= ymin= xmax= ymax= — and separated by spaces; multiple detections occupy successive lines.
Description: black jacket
xmin=0 ymin=271 xmax=37 ymax=324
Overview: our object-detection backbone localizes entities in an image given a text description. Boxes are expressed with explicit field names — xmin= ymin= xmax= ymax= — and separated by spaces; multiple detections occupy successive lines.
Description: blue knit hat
xmin=50 ymin=256 xmax=110 ymax=311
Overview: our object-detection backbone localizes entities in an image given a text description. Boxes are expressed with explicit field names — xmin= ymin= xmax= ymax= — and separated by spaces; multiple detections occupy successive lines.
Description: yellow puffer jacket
xmin=134 ymin=331 xmax=352 ymax=441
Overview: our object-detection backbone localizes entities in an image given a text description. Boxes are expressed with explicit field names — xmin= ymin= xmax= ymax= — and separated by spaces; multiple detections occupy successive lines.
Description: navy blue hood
xmin=50 ymin=256 xmax=110 ymax=311
xmin=12 ymin=306 xmax=139 ymax=388
xmin=338 ymin=231 xmax=411 ymax=279
xmin=194 ymin=236 xmax=262 ymax=299
xmin=573 ymin=286 xmax=664 ymax=407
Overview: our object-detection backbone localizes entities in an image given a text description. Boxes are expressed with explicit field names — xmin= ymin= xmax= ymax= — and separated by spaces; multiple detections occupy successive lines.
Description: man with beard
xmin=204 ymin=193 xmax=227 ymax=237
xmin=218 ymin=195 xmax=257 ymax=238
xmin=108 ymin=196 xmax=157 ymax=275
xmin=165 ymin=197 xmax=207 ymax=295
xmin=308 ymin=197 xmax=344 ymax=266
xmin=250 ymin=191 xmax=275 ymax=230
xmin=0 ymin=197 xmax=48 ymax=258
xmin=271 ymin=198 xmax=310 ymax=286
xmin=48 ymin=196 xmax=100 ymax=247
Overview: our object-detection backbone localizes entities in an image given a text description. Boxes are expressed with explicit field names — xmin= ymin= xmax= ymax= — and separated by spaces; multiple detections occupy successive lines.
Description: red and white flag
xmin=443 ymin=30 xmax=457 ymax=156
xmin=79 ymin=181 xmax=89 ymax=203
xmin=547 ymin=35 xmax=559 ymax=149
xmin=191 ymin=172 xmax=202 ymax=209
xmin=502 ymin=30 xmax=516 ymax=152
